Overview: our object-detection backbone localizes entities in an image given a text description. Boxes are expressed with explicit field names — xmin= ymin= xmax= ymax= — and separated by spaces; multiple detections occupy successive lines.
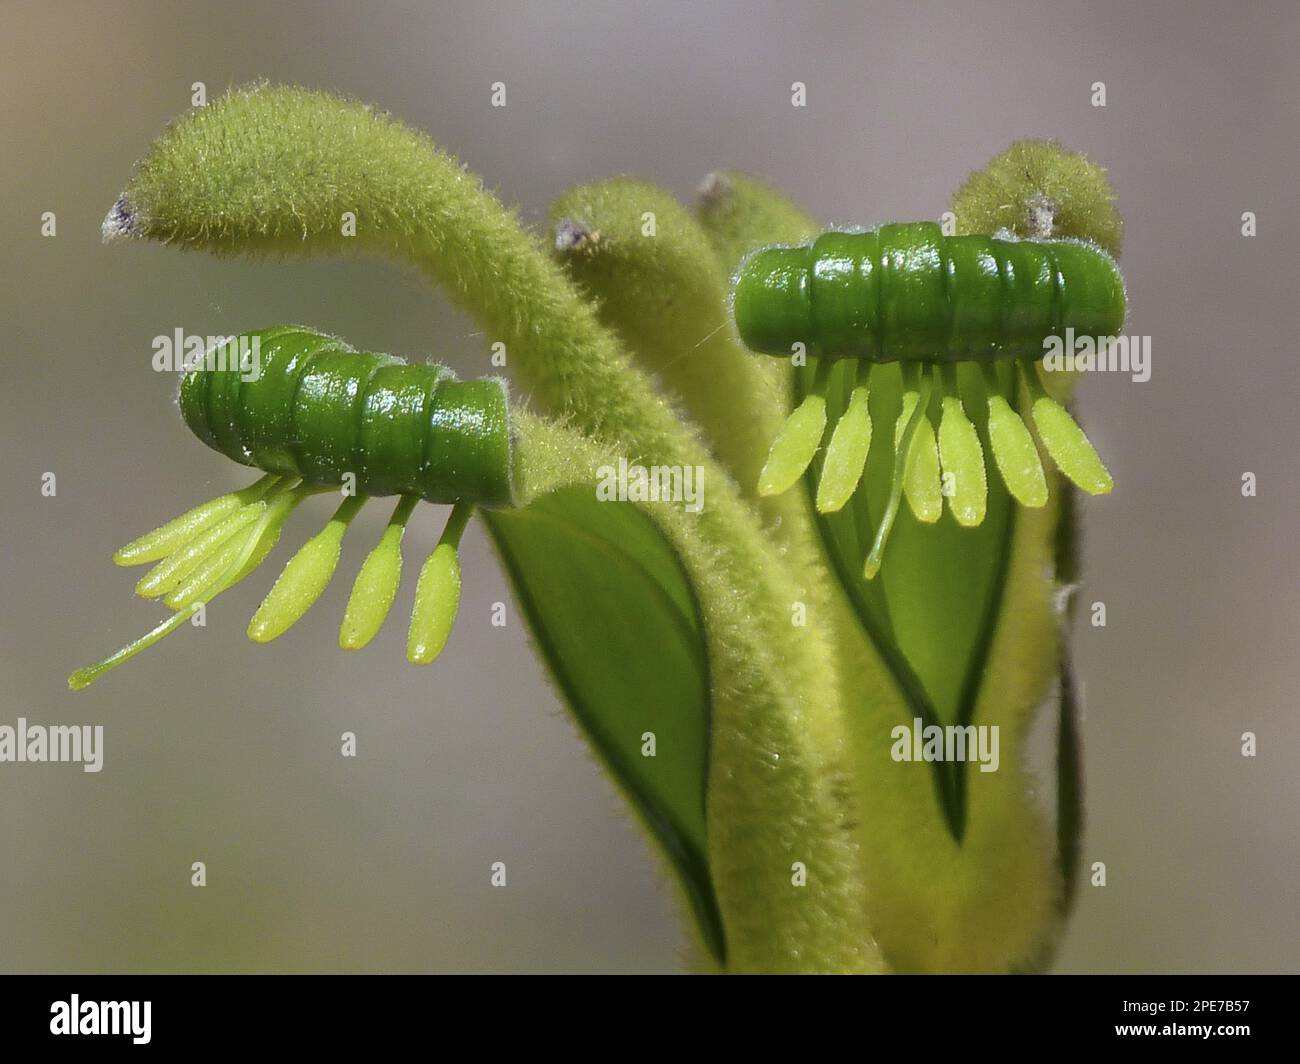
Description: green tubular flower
xmin=70 ymin=328 xmax=515 ymax=690
xmin=734 ymin=222 xmax=1122 ymax=576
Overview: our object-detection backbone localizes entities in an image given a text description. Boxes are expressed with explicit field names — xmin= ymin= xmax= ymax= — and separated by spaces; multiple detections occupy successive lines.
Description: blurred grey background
xmin=2 ymin=0 xmax=1297 ymax=973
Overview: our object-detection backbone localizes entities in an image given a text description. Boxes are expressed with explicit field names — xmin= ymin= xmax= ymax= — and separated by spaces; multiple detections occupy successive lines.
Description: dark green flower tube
xmin=179 ymin=326 xmax=514 ymax=507
xmin=733 ymin=223 xmax=1125 ymax=362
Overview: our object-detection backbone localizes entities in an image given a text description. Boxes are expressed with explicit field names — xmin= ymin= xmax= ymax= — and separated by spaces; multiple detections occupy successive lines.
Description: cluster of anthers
xmin=757 ymin=357 xmax=1112 ymax=578
xmin=732 ymin=223 xmax=1122 ymax=577
xmin=69 ymin=477 xmax=471 ymax=691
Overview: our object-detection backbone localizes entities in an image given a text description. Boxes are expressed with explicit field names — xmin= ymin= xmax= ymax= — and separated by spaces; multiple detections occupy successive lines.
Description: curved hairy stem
xmin=549 ymin=178 xmax=790 ymax=500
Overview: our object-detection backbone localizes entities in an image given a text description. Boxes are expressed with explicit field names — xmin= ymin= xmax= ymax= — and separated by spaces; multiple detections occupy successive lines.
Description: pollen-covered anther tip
xmin=696 ymin=171 xmax=733 ymax=209
xmin=553 ymin=218 xmax=595 ymax=253
xmin=102 ymin=196 xmax=138 ymax=243
xmin=1025 ymin=192 xmax=1057 ymax=240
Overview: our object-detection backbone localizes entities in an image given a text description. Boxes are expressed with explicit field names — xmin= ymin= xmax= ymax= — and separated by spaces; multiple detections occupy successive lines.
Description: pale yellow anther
xmin=113 ymin=475 xmax=277 ymax=566
xmin=1030 ymin=395 xmax=1114 ymax=496
xmin=816 ymin=385 xmax=872 ymax=514
xmin=135 ymin=503 xmax=266 ymax=598
xmin=758 ymin=395 xmax=827 ymax=497
xmin=937 ymin=395 xmax=987 ymax=527
xmin=864 ymin=366 xmax=934 ymax=579
xmin=340 ymin=496 xmax=418 ymax=651
xmin=986 ymin=395 xmax=1049 ymax=507
xmin=407 ymin=502 xmax=472 ymax=666
xmin=68 ymin=481 xmax=319 ymax=691
xmin=247 ymin=495 xmax=364 ymax=643
xmin=164 ymin=527 xmax=258 ymax=610
xmin=407 ymin=544 xmax=461 ymax=665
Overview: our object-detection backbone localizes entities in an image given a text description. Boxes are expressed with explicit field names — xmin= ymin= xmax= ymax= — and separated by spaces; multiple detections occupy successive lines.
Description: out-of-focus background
xmin=2 ymin=0 xmax=1297 ymax=973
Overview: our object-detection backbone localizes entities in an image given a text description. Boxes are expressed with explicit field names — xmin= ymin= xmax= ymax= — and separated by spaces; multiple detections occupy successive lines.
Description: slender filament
xmin=865 ymin=364 xmax=934 ymax=579
xmin=67 ymin=479 xmax=324 ymax=689
xmin=893 ymin=363 xmax=942 ymax=523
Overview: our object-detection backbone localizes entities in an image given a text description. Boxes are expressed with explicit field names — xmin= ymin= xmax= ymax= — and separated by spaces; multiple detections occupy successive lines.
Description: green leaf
xmin=482 ymin=486 xmax=724 ymax=965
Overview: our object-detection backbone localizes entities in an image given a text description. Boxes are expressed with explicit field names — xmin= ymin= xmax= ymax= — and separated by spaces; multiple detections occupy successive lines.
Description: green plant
xmin=72 ymin=85 xmax=1124 ymax=974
